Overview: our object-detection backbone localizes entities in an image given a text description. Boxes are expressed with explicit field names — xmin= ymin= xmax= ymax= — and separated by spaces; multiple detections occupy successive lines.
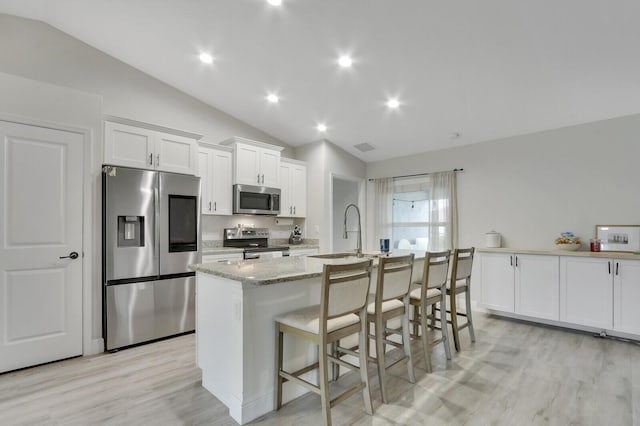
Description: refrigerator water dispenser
xmin=118 ymin=216 xmax=145 ymax=247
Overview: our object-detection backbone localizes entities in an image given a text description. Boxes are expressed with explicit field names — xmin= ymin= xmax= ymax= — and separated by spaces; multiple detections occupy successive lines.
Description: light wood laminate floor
xmin=1 ymin=312 xmax=639 ymax=425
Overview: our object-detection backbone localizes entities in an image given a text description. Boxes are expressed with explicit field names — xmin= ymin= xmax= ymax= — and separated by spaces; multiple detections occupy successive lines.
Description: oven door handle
xmin=244 ymin=253 xmax=260 ymax=260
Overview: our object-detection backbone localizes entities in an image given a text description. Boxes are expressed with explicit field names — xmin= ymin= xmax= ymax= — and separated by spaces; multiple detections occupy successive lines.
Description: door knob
xmin=60 ymin=251 xmax=79 ymax=260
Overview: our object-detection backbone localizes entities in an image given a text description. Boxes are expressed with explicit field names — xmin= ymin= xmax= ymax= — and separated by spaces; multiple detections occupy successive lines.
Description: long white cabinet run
xmin=476 ymin=248 xmax=640 ymax=339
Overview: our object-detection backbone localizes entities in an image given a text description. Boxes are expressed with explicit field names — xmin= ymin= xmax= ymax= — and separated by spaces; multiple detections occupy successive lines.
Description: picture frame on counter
xmin=595 ymin=224 xmax=640 ymax=252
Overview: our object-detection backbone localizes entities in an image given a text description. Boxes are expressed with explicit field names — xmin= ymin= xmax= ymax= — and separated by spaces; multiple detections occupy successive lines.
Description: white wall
xmin=296 ymin=140 xmax=366 ymax=253
xmin=366 ymin=114 xmax=640 ymax=251
xmin=0 ymin=13 xmax=293 ymax=156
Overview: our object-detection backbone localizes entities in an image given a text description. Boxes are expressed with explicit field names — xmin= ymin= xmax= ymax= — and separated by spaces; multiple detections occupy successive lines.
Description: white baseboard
xmin=87 ymin=338 xmax=104 ymax=355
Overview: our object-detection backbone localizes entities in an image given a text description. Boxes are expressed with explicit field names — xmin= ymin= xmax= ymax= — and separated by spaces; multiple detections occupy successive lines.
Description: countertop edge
xmin=476 ymin=247 xmax=640 ymax=260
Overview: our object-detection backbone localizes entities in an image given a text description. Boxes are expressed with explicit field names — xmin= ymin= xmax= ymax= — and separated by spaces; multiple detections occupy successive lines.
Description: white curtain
xmin=428 ymin=171 xmax=458 ymax=251
xmin=373 ymin=177 xmax=393 ymax=248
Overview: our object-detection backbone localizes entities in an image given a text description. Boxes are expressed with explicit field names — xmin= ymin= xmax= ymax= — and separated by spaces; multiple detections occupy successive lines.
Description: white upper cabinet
xmin=279 ymin=159 xmax=307 ymax=218
xmin=197 ymin=144 xmax=232 ymax=216
xmin=104 ymin=118 xmax=200 ymax=175
xmin=220 ymin=137 xmax=283 ymax=187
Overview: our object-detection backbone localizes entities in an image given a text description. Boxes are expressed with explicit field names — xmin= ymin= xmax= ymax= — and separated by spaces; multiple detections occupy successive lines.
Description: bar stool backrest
xmin=320 ymin=260 xmax=373 ymax=322
xmin=451 ymin=248 xmax=475 ymax=285
xmin=423 ymin=250 xmax=451 ymax=292
xmin=377 ymin=254 xmax=414 ymax=302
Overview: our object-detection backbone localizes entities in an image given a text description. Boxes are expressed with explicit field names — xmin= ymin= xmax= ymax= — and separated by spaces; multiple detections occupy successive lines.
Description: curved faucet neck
xmin=343 ymin=203 xmax=362 ymax=255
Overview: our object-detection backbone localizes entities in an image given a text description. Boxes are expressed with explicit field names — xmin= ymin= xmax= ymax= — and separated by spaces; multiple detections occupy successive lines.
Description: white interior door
xmin=0 ymin=120 xmax=83 ymax=373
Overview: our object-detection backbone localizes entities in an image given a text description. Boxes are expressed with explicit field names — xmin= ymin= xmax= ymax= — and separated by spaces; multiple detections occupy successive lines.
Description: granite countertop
xmin=477 ymin=247 xmax=640 ymax=260
xmin=201 ymin=247 xmax=244 ymax=256
xmin=190 ymin=249 xmax=424 ymax=286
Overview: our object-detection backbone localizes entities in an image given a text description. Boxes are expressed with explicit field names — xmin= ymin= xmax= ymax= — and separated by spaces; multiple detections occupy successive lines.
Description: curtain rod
xmin=367 ymin=168 xmax=464 ymax=182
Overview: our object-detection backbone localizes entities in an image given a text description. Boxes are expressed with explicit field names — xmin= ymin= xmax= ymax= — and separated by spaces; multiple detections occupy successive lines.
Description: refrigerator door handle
xmin=154 ymin=184 xmax=160 ymax=260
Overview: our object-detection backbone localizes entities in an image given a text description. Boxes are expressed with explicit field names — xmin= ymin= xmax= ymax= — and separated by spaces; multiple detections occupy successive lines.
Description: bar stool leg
xmin=318 ymin=337 xmax=331 ymax=425
xmin=375 ymin=315 xmax=388 ymax=403
xmin=440 ymin=295 xmax=451 ymax=360
xmin=420 ymin=302 xmax=433 ymax=373
xmin=412 ymin=305 xmax=420 ymax=337
xmin=465 ymin=288 xmax=476 ymax=343
xmin=450 ymin=293 xmax=461 ymax=352
xmin=359 ymin=312 xmax=373 ymax=415
xmin=274 ymin=323 xmax=284 ymax=410
xmin=401 ymin=301 xmax=416 ymax=383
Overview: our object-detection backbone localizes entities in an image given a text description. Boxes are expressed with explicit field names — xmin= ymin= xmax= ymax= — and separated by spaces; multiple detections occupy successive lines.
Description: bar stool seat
xmin=409 ymin=287 xmax=442 ymax=300
xmin=276 ymin=306 xmax=360 ymax=334
xmin=366 ymin=297 xmax=403 ymax=314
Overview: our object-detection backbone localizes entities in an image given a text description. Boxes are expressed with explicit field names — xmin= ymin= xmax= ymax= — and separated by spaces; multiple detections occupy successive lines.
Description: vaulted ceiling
xmin=2 ymin=0 xmax=639 ymax=161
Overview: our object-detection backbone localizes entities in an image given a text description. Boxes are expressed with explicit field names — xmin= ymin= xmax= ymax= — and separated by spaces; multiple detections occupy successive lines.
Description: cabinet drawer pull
xmin=156 ymin=154 xmax=159 ymax=167
xmin=515 ymin=256 xmax=518 ymax=267
xmin=257 ymin=173 xmax=260 ymax=183
xmin=208 ymin=201 xmax=212 ymax=211
xmin=616 ymin=262 xmax=619 ymax=276
xmin=510 ymin=256 xmax=513 ymax=266
xmin=214 ymin=201 xmax=217 ymax=211
xmin=608 ymin=261 xmax=611 ymax=274
xmin=149 ymin=153 xmax=153 ymax=166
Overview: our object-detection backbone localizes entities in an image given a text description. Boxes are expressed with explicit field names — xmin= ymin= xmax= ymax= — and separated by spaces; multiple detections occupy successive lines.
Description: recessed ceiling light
xmin=267 ymin=0 xmax=282 ymax=5
xmin=199 ymin=53 xmax=213 ymax=64
xmin=338 ymin=56 xmax=353 ymax=68
xmin=267 ymin=94 xmax=279 ymax=103
xmin=386 ymin=99 xmax=400 ymax=109
xmin=316 ymin=123 xmax=327 ymax=132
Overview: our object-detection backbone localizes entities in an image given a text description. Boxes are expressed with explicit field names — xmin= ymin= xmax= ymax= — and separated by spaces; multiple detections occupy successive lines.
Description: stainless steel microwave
xmin=233 ymin=184 xmax=281 ymax=215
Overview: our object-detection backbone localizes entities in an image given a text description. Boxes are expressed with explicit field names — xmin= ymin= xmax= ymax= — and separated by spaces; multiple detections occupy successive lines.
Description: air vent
xmin=353 ymin=142 xmax=375 ymax=152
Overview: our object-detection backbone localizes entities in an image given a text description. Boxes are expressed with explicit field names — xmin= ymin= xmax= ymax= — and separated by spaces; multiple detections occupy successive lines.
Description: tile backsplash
xmin=201 ymin=215 xmax=305 ymax=242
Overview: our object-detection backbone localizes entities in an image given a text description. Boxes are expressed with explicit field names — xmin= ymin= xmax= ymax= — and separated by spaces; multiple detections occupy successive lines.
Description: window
xmin=391 ymin=178 xmax=451 ymax=251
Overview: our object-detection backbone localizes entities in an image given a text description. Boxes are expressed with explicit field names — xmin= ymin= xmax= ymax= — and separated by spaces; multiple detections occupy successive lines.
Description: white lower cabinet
xmin=480 ymin=252 xmax=559 ymax=320
xmin=515 ymin=254 xmax=559 ymax=320
xmin=480 ymin=253 xmax=515 ymax=312
xmin=559 ymin=256 xmax=613 ymax=329
xmin=613 ymin=259 xmax=640 ymax=334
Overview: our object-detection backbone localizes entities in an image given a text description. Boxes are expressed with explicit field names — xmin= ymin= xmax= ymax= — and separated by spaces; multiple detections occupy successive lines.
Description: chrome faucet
xmin=343 ymin=203 xmax=363 ymax=257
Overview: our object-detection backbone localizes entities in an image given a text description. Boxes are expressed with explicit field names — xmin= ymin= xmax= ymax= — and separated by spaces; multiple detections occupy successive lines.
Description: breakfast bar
xmin=190 ymin=252 xmax=423 ymax=424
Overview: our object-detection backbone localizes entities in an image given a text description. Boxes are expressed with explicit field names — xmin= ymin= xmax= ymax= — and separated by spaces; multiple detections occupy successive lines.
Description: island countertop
xmin=189 ymin=250 xmax=425 ymax=286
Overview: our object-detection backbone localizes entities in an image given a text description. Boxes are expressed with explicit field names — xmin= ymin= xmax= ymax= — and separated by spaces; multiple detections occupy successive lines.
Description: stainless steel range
xmin=223 ymin=228 xmax=289 ymax=259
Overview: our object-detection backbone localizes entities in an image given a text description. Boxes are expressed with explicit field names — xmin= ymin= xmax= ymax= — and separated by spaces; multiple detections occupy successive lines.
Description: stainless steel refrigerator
xmin=102 ymin=165 xmax=200 ymax=351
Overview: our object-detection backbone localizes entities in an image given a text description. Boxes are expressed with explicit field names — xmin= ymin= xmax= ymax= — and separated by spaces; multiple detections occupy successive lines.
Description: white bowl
xmin=556 ymin=243 xmax=581 ymax=251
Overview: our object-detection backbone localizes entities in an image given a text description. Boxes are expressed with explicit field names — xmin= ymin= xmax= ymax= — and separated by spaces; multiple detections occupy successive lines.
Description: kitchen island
xmin=190 ymin=251 xmax=424 ymax=425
